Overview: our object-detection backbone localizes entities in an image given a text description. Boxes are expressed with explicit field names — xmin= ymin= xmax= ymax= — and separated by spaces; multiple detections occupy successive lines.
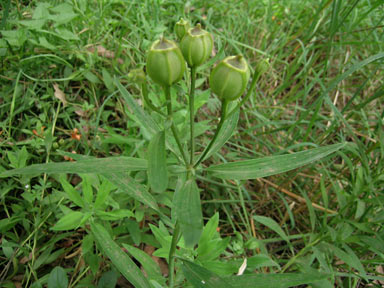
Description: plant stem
xmin=226 ymin=70 xmax=260 ymax=119
xmin=142 ymin=82 xmax=166 ymax=116
xmin=8 ymin=70 xmax=21 ymax=138
xmin=194 ymin=99 xmax=229 ymax=167
xmin=168 ymin=222 xmax=181 ymax=288
xmin=164 ymin=85 xmax=189 ymax=165
xmin=189 ymin=67 xmax=197 ymax=165
xmin=192 ymin=69 xmax=260 ymax=166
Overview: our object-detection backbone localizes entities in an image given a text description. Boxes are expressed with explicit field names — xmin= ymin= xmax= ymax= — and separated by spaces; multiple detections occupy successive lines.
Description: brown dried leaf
xmin=75 ymin=109 xmax=87 ymax=117
xmin=144 ymin=245 xmax=168 ymax=276
xmin=87 ymin=45 xmax=124 ymax=64
xmin=88 ymin=45 xmax=114 ymax=58
xmin=19 ymin=253 xmax=33 ymax=264
xmin=375 ymin=265 xmax=384 ymax=285
xmin=53 ymin=83 xmax=67 ymax=107
xmin=12 ymin=281 xmax=22 ymax=288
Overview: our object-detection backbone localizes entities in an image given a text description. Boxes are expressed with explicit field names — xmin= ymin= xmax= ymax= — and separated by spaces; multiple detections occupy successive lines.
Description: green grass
xmin=1 ymin=0 xmax=383 ymax=287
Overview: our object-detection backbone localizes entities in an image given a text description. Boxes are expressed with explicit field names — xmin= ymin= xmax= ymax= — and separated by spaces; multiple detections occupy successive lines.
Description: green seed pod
xmin=174 ymin=18 xmax=190 ymax=40
xmin=52 ymin=142 xmax=59 ymax=149
xmin=209 ymin=55 xmax=250 ymax=101
xmin=128 ymin=68 xmax=146 ymax=83
xmin=180 ymin=24 xmax=213 ymax=67
xmin=146 ymin=37 xmax=186 ymax=86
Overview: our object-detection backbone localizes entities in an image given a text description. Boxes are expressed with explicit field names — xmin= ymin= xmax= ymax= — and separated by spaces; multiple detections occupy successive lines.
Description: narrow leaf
xmin=206 ymin=143 xmax=346 ymax=180
xmin=0 ymin=157 xmax=147 ymax=178
xmin=51 ymin=211 xmax=84 ymax=231
xmin=198 ymin=213 xmax=219 ymax=249
xmin=115 ymin=78 xmax=159 ymax=135
xmin=225 ymin=272 xmax=329 ymax=288
xmin=253 ymin=215 xmax=290 ymax=244
xmin=59 ymin=175 xmax=84 ymax=207
xmin=204 ymin=104 xmax=240 ymax=160
xmin=198 ymin=237 xmax=231 ymax=262
xmin=148 ymin=131 xmax=168 ymax=193
xmin=325 ymin=243 xmax=366 ymax=276
xmin=173 ymin=179 xmax=203 ymax=247
xmin=91 ymin=222 xmax=151 ymax=288
xmin=81 ymin=174 xmax=93 ymax=204
xmin=115 ymin=79 xmax=180 ymax=158
xmin=95 ymin=209 xmax=134 ymax=221
xmin=94 ymin=179 xmax=115 ymax=209
xmin=182 ymin=260 xmax=234 ymax=288
xmin=122 ymin=244 xmax=163 ymax=283
xmin=198 ymin=213 xmax=231 ymax=261
xmin=102 ymin=172 xmax=159 ymax=212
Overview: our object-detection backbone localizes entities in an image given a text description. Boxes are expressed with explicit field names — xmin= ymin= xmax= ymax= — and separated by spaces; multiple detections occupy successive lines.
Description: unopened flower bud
xmin=174 ymin=18 xmax=190 ymax=40
xmin=209 ymin=55 xmax=250 ymax=101
xmin=180 ymin=24 xmax=213 ymax=67
xmin=146 ymin=37 xmax=186 ymax=86
xmin=128 ymin=68 xmax=146 ymax=83
xmin=255 ymin=58 xmax=269 ymax=77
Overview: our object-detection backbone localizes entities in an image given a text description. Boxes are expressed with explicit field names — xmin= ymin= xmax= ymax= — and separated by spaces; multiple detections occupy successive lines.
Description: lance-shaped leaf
xmin=182 ymin=260 xmax=234 ymax=288
xmin=203 ymin=105 xmax=240 ymax=161
xmin=115 ymin=78 xmax=181 ymax=159
xmin=122 ymin=244 xmax=164 ymax=284
xmin=148 ymin=131 xmax=168 ymax=193
xmin=0 ymin=157 xmax=147 ymax=178
xmin=225 ymin=272 xmax=329 ymax=288
xmin=51 ymin=210 xmax=84 ymax=231
xmin=102 ymin=172 xmax=159 ymax=212
xmin=115 ymin=78 xmax=159 ymax=136
xmin=91 ymin=222 xmax=151 ymax=288
xmin=253 ymin=215 xmax=290 ymax=244
xmin=173 ymin=178 xmax=203 ymax=247
xmin=206 ymin=143 xmax=346 ymax=180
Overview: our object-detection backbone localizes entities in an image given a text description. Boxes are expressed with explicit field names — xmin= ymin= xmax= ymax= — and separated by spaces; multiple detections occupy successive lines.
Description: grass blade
xmin=206 ymin=143 xmax=346 ymax=180
xmin=91 ymin=222 xmax=151 ymax=288
xmin=253 ymin=215 xmax=290 ymax=244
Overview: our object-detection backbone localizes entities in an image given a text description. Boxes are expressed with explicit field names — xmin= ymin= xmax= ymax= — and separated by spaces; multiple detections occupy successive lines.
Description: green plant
xmin=0 ymin=17 xmax=350 ymax=288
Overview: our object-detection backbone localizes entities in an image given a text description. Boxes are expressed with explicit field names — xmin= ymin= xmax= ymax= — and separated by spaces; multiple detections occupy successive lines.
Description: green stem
xmin=281 ymin=236 xmax=323 ymax=273
xmin=189 ymin=67 xmax=197 ymax=165
xmin=142 ymin=82 xmax=166 ymax=116
xmin=226 ymin=70 xmax=261 ymax=119
xmin=194 ymin=99 xmax=229 ymax=167
xmin=164 ymin=86 xmax=189 ymax=165
xmin=1 ymin=0 xmax=11 ymax=29
xmin=168 ymin=222 xmax=181 ymax=288
xmin=8 ymin=70 xmax=21 ymax=138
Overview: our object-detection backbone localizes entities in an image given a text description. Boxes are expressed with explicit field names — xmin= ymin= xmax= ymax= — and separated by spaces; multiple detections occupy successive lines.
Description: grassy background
xmin=1 ymin=0 xmax=383 ymax=287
